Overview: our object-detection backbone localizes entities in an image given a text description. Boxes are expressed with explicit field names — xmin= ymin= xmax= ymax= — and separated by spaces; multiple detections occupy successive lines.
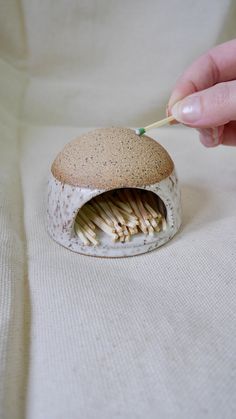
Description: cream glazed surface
xmin=47 ymin=169 xmax=182 ymax=257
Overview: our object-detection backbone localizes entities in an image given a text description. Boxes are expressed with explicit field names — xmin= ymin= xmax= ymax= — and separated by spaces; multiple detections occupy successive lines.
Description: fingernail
xmin=199 ymin=132 xmax=214 ymax=147
xmin=198 ymin=128 xmax=220 ymax=148
xmin=171 ymin=96 xmax=202 ymax=123
xmin=212 ymin=127 xmax=220 ymax=146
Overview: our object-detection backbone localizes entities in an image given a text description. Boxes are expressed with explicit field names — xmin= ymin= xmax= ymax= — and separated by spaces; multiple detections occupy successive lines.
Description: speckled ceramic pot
xmin=47 ymin=128 xmax=181 ymax=257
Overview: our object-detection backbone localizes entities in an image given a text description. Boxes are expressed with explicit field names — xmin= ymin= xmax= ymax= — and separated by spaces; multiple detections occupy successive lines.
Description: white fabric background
xmin=0 ymin=1 xmax=236 ymax=419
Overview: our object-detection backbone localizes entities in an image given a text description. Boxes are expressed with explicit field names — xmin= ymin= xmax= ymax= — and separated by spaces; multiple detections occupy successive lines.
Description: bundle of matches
xmin=74 ymin=189 xmax=167 ymax=246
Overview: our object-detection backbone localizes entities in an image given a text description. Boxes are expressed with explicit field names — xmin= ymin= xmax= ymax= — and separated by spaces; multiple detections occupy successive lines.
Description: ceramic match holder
xmin=47 ymin=127 xmax=181 ymax=257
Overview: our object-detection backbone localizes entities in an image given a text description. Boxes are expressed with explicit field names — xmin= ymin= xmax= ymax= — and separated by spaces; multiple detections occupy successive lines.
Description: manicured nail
xmin=171 ymin=96 xmax=202 ymax=123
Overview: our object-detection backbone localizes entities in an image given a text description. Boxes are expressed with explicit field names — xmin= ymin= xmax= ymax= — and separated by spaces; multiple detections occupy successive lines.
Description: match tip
xmin=135 ymin=128 xmax=145 ymax=136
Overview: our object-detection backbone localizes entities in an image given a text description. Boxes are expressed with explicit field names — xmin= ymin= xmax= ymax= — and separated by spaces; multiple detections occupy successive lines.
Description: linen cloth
xmin=0 ymin=1 xmax=236 ymax=419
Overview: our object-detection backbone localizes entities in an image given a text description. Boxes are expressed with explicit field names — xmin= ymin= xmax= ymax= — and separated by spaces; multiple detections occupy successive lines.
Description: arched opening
xmin=74 ymin=188 xmax=167 ymax=246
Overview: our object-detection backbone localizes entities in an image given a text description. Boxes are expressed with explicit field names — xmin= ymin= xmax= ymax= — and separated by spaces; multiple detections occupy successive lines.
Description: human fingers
xmin=168 ymin=39 xmax=236 ymax=109
xmin=170 ymin=80 xmax=236 ymax=128
xmin=197 ymin=122 xmax=236 ymax=147
xmin=197 ymin=126 xmax=224 ymax=147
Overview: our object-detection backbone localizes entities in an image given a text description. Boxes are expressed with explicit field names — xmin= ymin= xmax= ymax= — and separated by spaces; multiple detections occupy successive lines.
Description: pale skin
xmin=167 ymin=39 xmax=236 ymax=147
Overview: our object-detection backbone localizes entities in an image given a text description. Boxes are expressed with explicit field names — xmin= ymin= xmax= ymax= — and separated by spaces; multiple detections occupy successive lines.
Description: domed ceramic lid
xmin=51 ymin=127 xmax=174 ymax=189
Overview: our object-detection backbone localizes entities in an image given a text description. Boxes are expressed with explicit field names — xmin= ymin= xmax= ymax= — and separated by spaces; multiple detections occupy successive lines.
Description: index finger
xmin=168 ymin=39 xmax=236 ymax=109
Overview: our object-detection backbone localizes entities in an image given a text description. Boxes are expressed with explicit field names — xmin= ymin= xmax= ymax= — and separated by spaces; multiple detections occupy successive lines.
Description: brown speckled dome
xmin=51 ymin=127 xmax=174 ymax=189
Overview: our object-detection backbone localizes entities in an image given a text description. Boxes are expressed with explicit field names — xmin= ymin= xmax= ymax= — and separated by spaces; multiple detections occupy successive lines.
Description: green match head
xmin=135 ymin=127 xmax=146 ymax=136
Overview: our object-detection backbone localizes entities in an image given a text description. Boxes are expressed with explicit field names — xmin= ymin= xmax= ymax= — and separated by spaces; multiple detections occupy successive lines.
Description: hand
xmin=168 ymin=39 xmax=236 ymax=147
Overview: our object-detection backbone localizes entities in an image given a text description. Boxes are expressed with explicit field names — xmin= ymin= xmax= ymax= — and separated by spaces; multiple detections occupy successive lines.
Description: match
xmin=75 ymin=189 xmax=167 ymax=246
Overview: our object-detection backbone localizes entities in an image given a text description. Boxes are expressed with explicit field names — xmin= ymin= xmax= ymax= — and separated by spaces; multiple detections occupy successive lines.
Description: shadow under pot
xmin=47 ymin=127 xmax=181 ymax=257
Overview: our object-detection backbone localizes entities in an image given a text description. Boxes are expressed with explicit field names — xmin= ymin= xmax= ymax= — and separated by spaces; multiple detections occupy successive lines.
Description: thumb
xmin=170 ymin=81 xmax=236 ymax=128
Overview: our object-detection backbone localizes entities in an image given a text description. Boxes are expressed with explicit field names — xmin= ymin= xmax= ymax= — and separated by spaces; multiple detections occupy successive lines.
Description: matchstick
xmin=83 ymin=205 xmax=118 ymax=238
xmin=135 ymin=115 xmax=175 ymax=136
xmin=78 ymin=210 xmax=96 ymax=230
xmin=123 ymin=190 xmax=147 ymax=233
xmin=76 ymin=219 xmax=96 ymax=238
xmin=143 ymin=202 xmax=159 ymax=219
xmin=161 ymin=218 xmax=167 ymax=231
xmin=110 ymin=195 xmax=133 ymax=214
xmin=96 ymin=197 xmax=121 ymax=230
xmin=150 ymin=218 xmax=158 ymax=228
xmin=107 ymin=201 xmax=126 ymax=225
xmin=75 ymin=220 xmax=99 ymax=244
xmin=74 ymin=223 xmax=90 ymax=245
xmin=92 ymin=200 xmax=114 ymax=227
xmin=133 ymin=190 xmax=150 ymax=220
xmin=75 ymin=188 xmax=167 ymax=246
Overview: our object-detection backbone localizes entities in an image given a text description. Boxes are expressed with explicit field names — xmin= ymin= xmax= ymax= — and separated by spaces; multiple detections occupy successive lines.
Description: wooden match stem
xmin=78 ymin=210 xmax=96 ymax=230
xmin=107 ymin=200 xmax=126 ymax=225
xmin=83 ymin=205 xmax=118 ymax=238
xmin=123 ymin=190 xmax=147 ymax=233
xmin=110 ymin=195 xmax=133 ymax=214
xmin=75 ymin=220 xmax=99 ymax=245
xmin=76 ymin=215 xmax=96 ymax=237
xmin=74 ymin=223 xmax=90 ymax=245
xmin=97 ymin=197 xmax=122 ymax=230
xmin=76 ymin=189 xmax=167 ymax=245
xmin=144 ymin=115 xmax=175 ymax=131
xmin=133 ymin=190 xmax=150 ymax=220
xmin=92 ymin=200 xmax=114 ymax=227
